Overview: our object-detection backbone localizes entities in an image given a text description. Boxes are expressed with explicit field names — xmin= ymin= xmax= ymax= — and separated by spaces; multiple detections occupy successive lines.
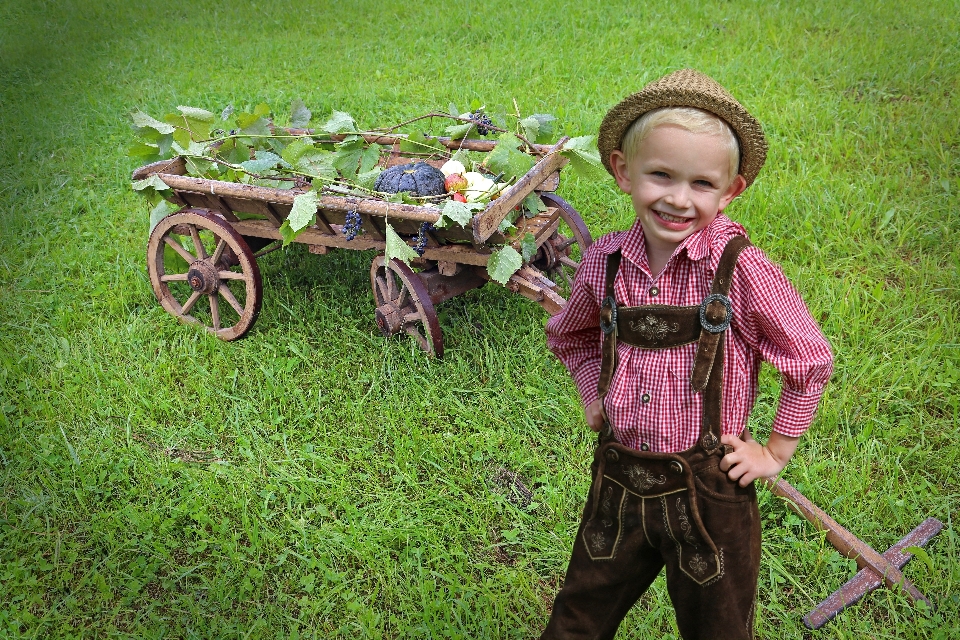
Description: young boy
xmin=541 ymin=69 xmax=834 ymax=639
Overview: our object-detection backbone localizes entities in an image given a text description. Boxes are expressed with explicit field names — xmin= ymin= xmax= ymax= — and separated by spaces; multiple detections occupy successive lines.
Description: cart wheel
xmin=147 ymin=208 xmax=263 ymax=340
xmin=370 ymin=256 xmax=444 ymax=358
xmin=536 ymin=193 xmax=594 ymax=294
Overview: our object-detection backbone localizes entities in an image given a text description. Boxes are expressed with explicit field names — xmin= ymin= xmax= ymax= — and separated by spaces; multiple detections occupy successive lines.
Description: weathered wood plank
xmin=230 ymin=219 xmax=494 ymax=266
xmin=152 ymin=174 xmax=444 ymax=223
xmin=471 ymin=139 xmax=569 ymax=244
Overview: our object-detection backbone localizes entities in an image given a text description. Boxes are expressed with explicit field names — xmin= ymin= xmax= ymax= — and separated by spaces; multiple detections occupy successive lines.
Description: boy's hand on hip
xmin=585 ymin=399 xmax=607 ymax=432
xmin=719 ymin=432 xmax=799 ymax=487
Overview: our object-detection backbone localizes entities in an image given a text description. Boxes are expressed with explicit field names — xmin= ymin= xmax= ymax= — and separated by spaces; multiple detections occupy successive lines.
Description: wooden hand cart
xmin=132 ymin=133 xmax=593 ymax=356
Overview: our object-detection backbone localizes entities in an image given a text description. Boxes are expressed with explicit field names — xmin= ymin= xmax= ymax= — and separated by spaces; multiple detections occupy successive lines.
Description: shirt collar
xmin=619 ymin=213 xmax=745 ymax=274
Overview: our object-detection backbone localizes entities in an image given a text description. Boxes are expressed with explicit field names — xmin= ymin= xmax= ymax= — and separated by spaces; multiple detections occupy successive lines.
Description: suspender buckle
xmin=699 ymin=293 xmax=733 ymax=334
xmin=599 ymin=296 xmax=618 ymax=335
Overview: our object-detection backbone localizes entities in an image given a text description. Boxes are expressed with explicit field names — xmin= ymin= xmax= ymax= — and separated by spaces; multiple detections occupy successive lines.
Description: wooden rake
xmin=763 ymin=477 xmax=942 ymax=629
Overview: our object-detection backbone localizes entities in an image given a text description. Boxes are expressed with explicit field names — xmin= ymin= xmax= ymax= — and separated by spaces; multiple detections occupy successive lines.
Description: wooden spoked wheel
xmin=535 ymin=193 xmax=594 ymax=297
xmin=370 ymin=256 xmax=443 ymax=358
xmin=147 ymin=208 xmax=263 ymax=340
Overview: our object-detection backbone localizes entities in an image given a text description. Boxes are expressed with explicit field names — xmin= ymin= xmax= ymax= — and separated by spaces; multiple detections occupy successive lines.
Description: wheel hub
xmin=534 ymin=236 xmax=560 ymax=270
xmin=375 ymin=304 xmax=404 ymax=336
xmin=187 ymin=259 xmax=219 ymax=294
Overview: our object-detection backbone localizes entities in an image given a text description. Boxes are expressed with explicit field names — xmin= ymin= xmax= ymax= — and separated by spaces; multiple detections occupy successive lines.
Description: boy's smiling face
xmin=610 ymin=124 xmax=747 ymax=260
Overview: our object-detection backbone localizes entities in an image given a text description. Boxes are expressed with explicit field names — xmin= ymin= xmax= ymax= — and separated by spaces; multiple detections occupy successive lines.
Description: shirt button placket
xmin=639 ymin=392 xmax=652 ymax=451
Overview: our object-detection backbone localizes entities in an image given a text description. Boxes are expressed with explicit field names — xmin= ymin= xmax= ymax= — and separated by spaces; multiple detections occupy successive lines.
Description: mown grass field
xmin=1 ymin=0 xmax=958 ymax=637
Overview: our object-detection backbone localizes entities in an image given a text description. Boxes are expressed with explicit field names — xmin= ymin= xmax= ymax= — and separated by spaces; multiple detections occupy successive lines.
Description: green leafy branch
xmin=130 ymin=99 xmax=605 ymax=281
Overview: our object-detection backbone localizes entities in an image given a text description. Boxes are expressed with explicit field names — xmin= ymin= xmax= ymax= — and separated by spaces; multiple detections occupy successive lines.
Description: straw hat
xmin=598 ymin=69 xmax=768 ymax=186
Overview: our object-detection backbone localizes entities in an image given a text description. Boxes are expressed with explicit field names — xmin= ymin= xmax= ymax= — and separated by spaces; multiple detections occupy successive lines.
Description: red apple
xmin=445 ymin=173 xmax=468 ymax=193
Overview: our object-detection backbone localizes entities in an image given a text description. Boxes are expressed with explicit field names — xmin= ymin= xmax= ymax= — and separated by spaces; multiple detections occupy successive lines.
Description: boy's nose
xmin=664 ymin=183 xmax=692 ymax=209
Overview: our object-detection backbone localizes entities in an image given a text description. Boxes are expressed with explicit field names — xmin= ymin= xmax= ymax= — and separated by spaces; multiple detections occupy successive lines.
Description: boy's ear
xmin=609 ymin=150 xmax=633 ymax=194
xmin=718 ymin=174 xmax=748 ymax=211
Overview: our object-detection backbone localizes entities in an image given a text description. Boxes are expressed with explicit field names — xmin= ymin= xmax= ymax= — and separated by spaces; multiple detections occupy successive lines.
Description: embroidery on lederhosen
xmin=589 ymin=531 xmax=607 ymax=554
xmin=600 ymin=486 xmax=614 ymax=528
xmin=582 ymin=479 xmax=627 ymax=561
xmin=624 ymin=465 xmax=666 ymax=492
xmin=688 ymin=553 xmax=708 ymax=576
xmin=661 ymin=494 xmax=721 ymax=584
xmin=676 ymin=497 xmax=698 ymax=546
xmin=629 ymin=315 xmax=680 ymax=341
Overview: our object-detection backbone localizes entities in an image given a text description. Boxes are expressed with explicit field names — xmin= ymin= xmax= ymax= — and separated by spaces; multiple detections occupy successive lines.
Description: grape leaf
xmin=184 ymin=155 xmax=215 ymax=177
xmin=522 ymin=192 xmax=547 ymax=215
xmin=128 ymin=141 xmax=162 ymax=162
xmin=528 ymin=114 xmax=556 ymax=144
xmin=281 ymin=139 xmax=313 ymax=165
xmin=149 ymin=199 xmax=180 ymax=234
xmin=240 ymin=150 xmax=284 ymax=174
xmin=267 ymin=136 xmax=288 ymax=156
xmin=278 ymin=220 xmax=298 ymax=246
xmin=156 ymin=133 xmax=174 ymax=157
xmin=332 ymin=137 xmax=366 ymax=178
xmin=384 ymin=222 xmax=419 ymax=266
xmin=321 ymin=110 xmax=357 ymax=133
xmin=445 ymin=123 xmax=474 ymax=139
xmin=289 ymin=99 xmax=311 ymax=128
xmin=131 ymin=110 xmax=175 ymax=134
xmin=520 ymin=232 xmax=538 ymax=262
xmin=519 ymin=116 xmax=540 ymax=143
xmin=217 ymin=138 xmax=251 ymax=166
xmin=236 ymin=112 xmax=271 ymax=137
xmin=561 ymin=136 xmax=607 ymax=179
xmin=484 ymin=132 xmax=534 ymax=180
xmin=487 ymin=245 xmax=522 ymax=284
xmin=253 ymin=103 xmax=272 ymax=119
xmin=399 ymin=131 xmax=445 ymax=154
xmin=436 ymin=199 xmax=482 ymax=229
xmin=167 ymin=112 xmax=201 ymax=147
xmin=177 ymin=106 xmax=215 ymax=122
xmin=282 ymin=139 xmax=334 ymax=176
xmin=171 ymin=125 xmax=193 ymax=150
xmin=279 ymin=190 xmax=319 ymax=246
xmin=359 ymin=143 xmax=381 ymax=174
xmin=132 ymin=174 xmax=171 ymax=193
xmin=356 ymin=167 xmax=382 ymax=190
xmin=448 ymin=103 xmax=460 ymax=117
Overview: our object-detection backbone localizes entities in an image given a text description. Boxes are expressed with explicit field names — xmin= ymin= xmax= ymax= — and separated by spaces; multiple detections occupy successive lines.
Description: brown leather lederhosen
xmin=541 ymin=237 xmax=761 ymax=640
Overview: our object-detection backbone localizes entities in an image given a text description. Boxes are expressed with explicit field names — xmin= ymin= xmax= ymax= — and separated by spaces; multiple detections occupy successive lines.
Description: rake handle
xmin=763 ymin=477 xmax=931 ymax=605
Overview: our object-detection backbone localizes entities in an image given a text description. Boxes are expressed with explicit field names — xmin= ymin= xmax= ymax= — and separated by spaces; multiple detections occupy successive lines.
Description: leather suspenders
xmin=596 ymin=236 xmax=752 ymax=453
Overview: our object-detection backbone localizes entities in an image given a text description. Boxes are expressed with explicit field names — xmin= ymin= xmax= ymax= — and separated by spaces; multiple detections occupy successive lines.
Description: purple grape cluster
xmin=414 ymin=222 xmax=434 ymax=256
xmin=468 ymin=112 xmax=493 ymax=136
xmin=343 ymin=210 xmax=362 ymax=240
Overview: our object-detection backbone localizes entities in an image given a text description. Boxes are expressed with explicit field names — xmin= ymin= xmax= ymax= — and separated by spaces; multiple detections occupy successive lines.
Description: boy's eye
xmin=694 ymin=180 xmax=715 ymax=188
xmin=651 ymin=171 xmax=669 ymax=178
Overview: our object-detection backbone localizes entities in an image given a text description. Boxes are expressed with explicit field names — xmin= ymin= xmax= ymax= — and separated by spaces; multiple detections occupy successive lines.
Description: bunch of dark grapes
xmin=343 ymin=210 xmax=362 ymax=240
xmin=414 ymin=222 xmax=434 ymax=256
xmin=468 ymin=112 xmax=493 ymax=136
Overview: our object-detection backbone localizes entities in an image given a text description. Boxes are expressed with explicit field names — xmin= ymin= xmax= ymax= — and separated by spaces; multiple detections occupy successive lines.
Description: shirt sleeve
xmin=545 ymin=243 xmax=606 ymax=409
xmin=732 ymin=247 xmax=834 ymax=437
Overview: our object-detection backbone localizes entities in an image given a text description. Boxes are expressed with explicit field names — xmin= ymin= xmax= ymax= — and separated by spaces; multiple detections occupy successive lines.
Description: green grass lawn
xmin=1 ymin=0 xmax=958 ymax=637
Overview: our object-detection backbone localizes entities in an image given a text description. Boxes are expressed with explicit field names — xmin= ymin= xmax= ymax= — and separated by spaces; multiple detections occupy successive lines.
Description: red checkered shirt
xmin=546 ymin=214 xmax=833 ymax=452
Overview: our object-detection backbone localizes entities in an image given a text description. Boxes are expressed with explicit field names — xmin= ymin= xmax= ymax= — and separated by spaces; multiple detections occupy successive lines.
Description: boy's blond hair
xmin=620 ymin=107 xmax=741 ymax=181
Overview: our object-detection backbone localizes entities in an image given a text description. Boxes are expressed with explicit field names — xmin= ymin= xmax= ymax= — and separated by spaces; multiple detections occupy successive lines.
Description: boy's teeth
xmin=658 ymin=211 xmax=686 ymax=223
